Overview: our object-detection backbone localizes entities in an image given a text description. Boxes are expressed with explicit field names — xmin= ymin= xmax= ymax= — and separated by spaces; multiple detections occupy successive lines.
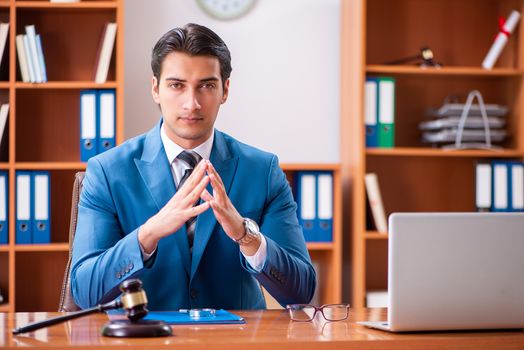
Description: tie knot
xmin=177 ymin=150 xmax=201 ymax=169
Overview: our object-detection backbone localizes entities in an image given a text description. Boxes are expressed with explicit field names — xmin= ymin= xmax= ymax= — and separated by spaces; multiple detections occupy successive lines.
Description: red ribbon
xmin=499 ymin=16 xmax=511 ymax=37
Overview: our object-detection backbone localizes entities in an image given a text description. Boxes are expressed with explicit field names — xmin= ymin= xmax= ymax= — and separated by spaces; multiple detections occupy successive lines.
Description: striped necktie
xmin=176 ymin=150 xmax=202 ymax=250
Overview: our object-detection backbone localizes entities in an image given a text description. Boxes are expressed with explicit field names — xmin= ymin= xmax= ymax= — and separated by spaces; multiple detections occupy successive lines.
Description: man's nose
xmin=183 ymin=89 xmax=201 ymax=111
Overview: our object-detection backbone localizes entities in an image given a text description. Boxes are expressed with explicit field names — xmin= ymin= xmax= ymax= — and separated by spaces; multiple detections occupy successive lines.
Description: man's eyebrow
xmin=199 ymin=77 xmax=220 ymax=83
xmin=165 ymin=77 xmax=185 ymax=82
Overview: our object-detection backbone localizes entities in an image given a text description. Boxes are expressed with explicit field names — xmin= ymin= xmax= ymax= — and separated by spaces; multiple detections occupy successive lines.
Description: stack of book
xmin=0 ymin=23 xmax=9 ymax=74
xmin=420 ymin=101 xmax=508 ymax=148
xmin=15 ymin=25 xmax=47 ymax=83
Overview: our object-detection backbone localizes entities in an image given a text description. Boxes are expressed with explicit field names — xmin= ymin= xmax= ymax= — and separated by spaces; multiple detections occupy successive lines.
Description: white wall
xmin=125 ymin=0 xmax=340 ymax=163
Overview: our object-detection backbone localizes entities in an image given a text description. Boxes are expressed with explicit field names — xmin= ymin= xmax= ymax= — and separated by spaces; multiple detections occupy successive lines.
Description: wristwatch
xmin=235 ymin=218 xmax=261 ymax=246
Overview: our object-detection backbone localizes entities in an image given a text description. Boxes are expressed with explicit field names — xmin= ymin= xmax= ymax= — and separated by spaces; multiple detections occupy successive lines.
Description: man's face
xmin=152 ymin=52 xmax=229 ymax=149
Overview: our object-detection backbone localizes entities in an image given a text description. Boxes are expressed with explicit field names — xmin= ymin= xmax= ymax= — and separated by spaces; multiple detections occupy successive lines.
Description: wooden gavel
xmin=12 ymin=278 xmax=155 ymax=335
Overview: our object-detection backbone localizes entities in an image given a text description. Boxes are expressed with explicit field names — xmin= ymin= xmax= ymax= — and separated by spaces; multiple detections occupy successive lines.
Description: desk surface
xmin=1 ymin=308 xmax=524 ymax=350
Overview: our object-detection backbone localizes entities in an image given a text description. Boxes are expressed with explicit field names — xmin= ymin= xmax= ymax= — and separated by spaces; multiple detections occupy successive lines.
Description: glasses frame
xmin=286 ymin=303 xmax=350 ymax=322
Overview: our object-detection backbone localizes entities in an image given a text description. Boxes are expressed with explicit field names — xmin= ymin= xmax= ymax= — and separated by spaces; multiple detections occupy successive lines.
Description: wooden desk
xmin=1 ymin=309 xmax=523 ymax=349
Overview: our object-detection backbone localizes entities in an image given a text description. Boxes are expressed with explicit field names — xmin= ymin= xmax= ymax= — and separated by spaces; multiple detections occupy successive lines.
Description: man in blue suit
xmin=71 ymin=23 xmax=316 ymax=310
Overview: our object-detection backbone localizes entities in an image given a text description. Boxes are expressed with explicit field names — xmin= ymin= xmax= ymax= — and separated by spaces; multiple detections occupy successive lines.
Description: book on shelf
xmin=15 ymin=35 xmax=30 ymax=82
xmin=364 ymin=173 xmax=387 ymax=233
xmin=0 ymin=23 xmax=9 ymax=72
xmin=0 ymin=104 xmax=9 ymax=162
xmin=95 ymin=22 xmax=117 ymax=83
xmin=366 ymin=290 xmax=388 ymax=308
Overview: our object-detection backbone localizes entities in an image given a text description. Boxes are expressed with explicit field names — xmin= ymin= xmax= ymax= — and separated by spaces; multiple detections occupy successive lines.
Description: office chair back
xmin=58 ymin=171 xmax=85 ymax=312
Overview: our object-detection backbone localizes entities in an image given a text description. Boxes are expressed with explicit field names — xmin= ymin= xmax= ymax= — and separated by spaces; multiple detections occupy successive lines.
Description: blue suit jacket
xmin=71 ymin=120 xmax=316 ymax=310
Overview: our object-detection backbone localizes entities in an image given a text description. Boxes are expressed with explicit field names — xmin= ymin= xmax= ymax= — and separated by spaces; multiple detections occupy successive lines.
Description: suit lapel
xmin=134 ymin=120 xmax=191 ymax=276
xmin=191 ymin=131 xmax=239 ymax=279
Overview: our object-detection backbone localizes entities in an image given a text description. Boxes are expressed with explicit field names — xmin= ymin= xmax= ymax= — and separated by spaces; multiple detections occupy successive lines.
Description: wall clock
xmin=196 ymin=0 xmax=257 ymax=20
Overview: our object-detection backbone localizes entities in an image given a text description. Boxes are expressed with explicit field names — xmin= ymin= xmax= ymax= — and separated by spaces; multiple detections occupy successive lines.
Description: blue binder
xmin=491 ymin=161 xmax=509 ymax=212
xmin=16 ymin=171 xmax=32 ymax=244
xmin=364 ymin=78 xmax=378 ymax=147
xmin=0 ymin=171 xmax=7 ymax=244
xmin=32 ymin=171 xmax=50 ymax=244
xmin=508 ymin=162 xmax=524 ymax=212
xmin=98 ymin=89 xmax=116 ymax=153
xmin=316 ymin=172 xmax=333 ymax=242
xmin=80 ymin=90 xmax=98 ymax=162
xmin=295 ymin=171 xmax=317 ymax=242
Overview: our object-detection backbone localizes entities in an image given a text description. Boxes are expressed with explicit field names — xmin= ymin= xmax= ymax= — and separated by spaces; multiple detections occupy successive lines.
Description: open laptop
xmin=358 ymin=212 xmax=524 ymax=332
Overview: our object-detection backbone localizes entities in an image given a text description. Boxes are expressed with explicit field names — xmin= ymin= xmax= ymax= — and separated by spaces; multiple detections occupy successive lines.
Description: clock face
xmin=196 ymin=0 xmax=257 ymax=20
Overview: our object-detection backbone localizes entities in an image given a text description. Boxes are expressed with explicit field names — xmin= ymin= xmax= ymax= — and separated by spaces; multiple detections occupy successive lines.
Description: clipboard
xmin=107 ymin=309 xmax=245 ymax=325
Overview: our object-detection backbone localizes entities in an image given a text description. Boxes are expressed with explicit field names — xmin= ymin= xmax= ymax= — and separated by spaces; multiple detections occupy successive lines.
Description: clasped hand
xmin=139 ymin=160 xmax=245 ymax=253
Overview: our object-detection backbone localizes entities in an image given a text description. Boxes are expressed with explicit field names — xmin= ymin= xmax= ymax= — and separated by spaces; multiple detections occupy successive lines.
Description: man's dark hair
xmin=151 ymin=23 xmax=232 ymax=88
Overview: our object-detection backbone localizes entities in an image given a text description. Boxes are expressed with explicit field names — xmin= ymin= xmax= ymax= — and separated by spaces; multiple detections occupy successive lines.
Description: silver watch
xmin=235 ymin=218 xmax=261 ymax=246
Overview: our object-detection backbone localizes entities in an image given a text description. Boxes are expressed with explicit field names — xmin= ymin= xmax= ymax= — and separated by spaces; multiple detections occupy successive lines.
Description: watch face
xmin=196 ymin=0 xmax=257 ymax=20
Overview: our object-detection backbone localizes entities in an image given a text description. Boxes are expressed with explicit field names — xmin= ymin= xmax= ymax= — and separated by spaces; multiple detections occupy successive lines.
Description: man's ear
xmin=221 ymin=79 xmax=230 ymax=104
xmin=152 ymin=76 xmax=160 ymax=104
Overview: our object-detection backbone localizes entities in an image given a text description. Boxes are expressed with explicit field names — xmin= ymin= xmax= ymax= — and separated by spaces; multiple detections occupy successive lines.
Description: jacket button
xmin=190 ymin=289 xmax=198 ymax=299
xmin=128 ymin=263 xmax=134 ymax=270
xmin=116 ymin=272 xmax=121 ymax=279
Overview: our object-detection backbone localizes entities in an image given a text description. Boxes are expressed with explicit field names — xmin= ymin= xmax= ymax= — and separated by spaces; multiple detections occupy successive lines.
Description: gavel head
xmin=119 ymin=279 xmax=149 ymax=322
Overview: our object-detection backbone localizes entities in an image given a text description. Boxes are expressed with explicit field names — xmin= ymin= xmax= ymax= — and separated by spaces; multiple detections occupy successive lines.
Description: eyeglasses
xmin=286 ymin=304 xmax=350 ymax=322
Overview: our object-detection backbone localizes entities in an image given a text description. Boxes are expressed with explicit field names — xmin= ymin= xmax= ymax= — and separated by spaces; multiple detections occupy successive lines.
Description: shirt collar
xmin=160 ymin=122 xmax=214 ymax=164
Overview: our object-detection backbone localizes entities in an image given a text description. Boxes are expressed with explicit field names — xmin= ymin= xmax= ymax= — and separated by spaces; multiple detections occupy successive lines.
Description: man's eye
xmin=201 ymin=83 xmax=216 ymax=89
xmin=169 ymin=82 xmax=183 ymax=89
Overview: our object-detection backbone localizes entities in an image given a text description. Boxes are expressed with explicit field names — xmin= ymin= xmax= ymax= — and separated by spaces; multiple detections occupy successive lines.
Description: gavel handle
xmin=12 ymin=300 xmax=122 ymax=335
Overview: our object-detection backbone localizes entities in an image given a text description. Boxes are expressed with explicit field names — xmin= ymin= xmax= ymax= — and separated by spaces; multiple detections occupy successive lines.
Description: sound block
xmin=102 ymin=319 xmax=172 ymax=337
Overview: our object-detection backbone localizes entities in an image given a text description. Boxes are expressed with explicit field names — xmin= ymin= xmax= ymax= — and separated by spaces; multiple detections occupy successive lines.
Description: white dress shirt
xmin=139 ymin=123 xmax=267 ymax=272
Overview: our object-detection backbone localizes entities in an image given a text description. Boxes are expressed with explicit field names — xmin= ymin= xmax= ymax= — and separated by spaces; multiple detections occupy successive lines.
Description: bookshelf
xmin=281 ymin=163 xmax=342 ymax=305
xmin=341 ymin=0 xmax=524 ymax=308
xmin=0 ymin=0 xmax=124 ymax=312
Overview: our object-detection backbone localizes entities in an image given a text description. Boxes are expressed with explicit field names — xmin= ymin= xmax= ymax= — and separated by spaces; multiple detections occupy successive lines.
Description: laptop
xmin=358 ymin=212 xmax=524 ymax=332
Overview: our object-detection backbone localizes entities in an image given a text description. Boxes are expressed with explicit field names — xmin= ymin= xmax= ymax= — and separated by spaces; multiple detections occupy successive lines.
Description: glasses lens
xmin=287 ymin=304 xmax=317 ymax=321
xmin=322 ymin=304 xmax=349 ymax=321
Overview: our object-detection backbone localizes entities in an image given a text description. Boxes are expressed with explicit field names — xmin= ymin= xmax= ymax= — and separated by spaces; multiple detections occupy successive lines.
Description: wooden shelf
xmin=15 ymin=162 xmax=87 ymax=170
xmin=0 ymin=304 xmax=9 ymax=312
xmin=281 ymin=163 xmax=340 ymax=171
xmin=365 ymin=232 xmax=389 ymax=240
xmin=3 ymin=0 xmax=124 ymax=312
xmin=15 ymin=81 xmax=118 ymax=89
xmin=342 ymin=0 xmax=524 ymax=308
xmin=306 ymin=242 xmax=336 ymax=250
xmin=15 ymin=1 xmax=118 ymax=9
xmin=366 ymin=65 xmax=524 ymax=77
xmin=366 ymin=148 xmax=524 ymax=158
xmin=14 ymin=243 xmax=69 ymax=252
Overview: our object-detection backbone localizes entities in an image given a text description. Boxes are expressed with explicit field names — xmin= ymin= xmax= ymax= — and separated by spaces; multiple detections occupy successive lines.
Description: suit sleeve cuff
xmin=241 ymin=234 xmax=268 ymax=272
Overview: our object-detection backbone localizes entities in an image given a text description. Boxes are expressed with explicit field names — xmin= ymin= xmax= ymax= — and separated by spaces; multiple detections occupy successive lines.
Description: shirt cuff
xmin=242 ymin=234 xmax=267 ymax=272
xmin=139 ymin=239 xmax=156 ymax=261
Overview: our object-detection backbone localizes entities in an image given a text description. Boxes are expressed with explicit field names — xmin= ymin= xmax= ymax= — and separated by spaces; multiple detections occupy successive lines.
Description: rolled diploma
xmin=482 ymin=10 xmax=521 ymax=69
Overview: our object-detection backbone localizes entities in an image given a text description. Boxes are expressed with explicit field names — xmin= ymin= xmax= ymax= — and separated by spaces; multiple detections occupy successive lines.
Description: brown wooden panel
xmin=366 ymin=156 xmax=493 ymax=213
xmin=366 ymin=0 xmax=520 ymax=68
xmin=15 ymin=251 xmax=68 ymax=311
xmin=16 ymin=8 xmax=116 ymax=81
xmin=365 ymin=74 xmax=521 ymax=148
xmin=16 ymin=90 xmax=80 ymax=162
xmin=365 ymin=239 xmax=387 ymax=291
xmin=0 ymin=253 xmax=8 ymax=304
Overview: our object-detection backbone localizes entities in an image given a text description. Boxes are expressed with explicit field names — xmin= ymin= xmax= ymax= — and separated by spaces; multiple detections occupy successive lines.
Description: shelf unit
xmin=341 ymin=0 xmax=524 ymax=308
xmin=1 ymin=0 xmax=124 ymax=312
xmin=281 ymin=163 xmax=342 ymax=305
